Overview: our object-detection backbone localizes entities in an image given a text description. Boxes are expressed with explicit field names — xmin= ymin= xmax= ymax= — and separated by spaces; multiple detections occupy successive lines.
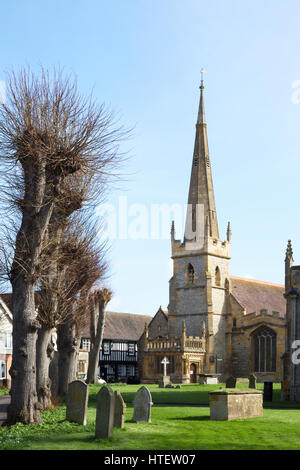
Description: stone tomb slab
xmin=66 ymin=380 xmax=88 ymax=425
xmin=209 ymin=389 xmax=263 ymax=421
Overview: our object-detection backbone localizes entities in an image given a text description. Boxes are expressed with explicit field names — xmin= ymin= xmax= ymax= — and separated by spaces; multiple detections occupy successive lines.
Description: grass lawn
xmin=1 ymin=383 xmax=300 ymax=450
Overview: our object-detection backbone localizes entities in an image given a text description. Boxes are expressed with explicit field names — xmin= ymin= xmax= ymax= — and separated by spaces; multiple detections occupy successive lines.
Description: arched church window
xmin=233 ymin=318 xmax=237 ymax=328
xmin=252 ymin=326 xmax=276 ymax=372
xmin=186 ymin=263 xmax=195 ymax=283
xmin=215 ymin=266 xmax=221 ymax=286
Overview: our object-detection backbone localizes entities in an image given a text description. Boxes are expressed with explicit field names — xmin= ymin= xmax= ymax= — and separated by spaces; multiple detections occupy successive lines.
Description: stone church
xmin=138 ymin=80 xmax=286 ymax=384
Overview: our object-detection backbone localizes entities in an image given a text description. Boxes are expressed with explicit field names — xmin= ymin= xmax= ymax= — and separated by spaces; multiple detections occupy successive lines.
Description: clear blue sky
xmin=2 ymin=0 xmax=300 ymax=315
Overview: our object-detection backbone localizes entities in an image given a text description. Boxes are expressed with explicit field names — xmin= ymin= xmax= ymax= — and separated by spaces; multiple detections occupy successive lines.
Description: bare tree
xmin=0 ymin=67 xmax=126 ymax=424
xmin=86 ymin=288 xmax=112 ymax=384
xmin=54 ymin=218 xmax=107 ymax=396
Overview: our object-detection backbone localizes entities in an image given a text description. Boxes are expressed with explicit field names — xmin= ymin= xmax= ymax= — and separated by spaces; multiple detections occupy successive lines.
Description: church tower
xmin=168 ymin=77 xmax=231 ymax=374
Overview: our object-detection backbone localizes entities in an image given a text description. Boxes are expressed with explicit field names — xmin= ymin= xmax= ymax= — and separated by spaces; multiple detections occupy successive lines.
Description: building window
xmin=4 ymin=332 xmax=12 ymax=349
xmin=128 ymin=343 xmax=135 ymax=356
xmin=103 ymin=342 xmax=110 ymax=355
xmin=215 ymin=266 xmax=221 ymax=286
xmin=252 ymin=326 xmax=276 ymax=373
xmin=233 ymin=318 xmax=237 ymax=328
xmin=0 ymin=360 xmax=6 ymax=379
xmin=81 ymin=338 xmax=90 ymax=351
xmin=186 ymin=263 xmax=195 ymax=284
xmin=78 ymin=360 xmax=86 ymax=373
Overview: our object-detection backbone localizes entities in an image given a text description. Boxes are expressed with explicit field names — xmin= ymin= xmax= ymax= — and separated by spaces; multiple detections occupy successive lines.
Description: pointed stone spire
xmin=197 ymin=70 xmax=206 ymax=124
xmin=227 ymin=222 xmax=231 ymax=242
xmin=185 ymin=72 xmax=219 ymax=241
xmin=171 ymin=220 xmax=175 ymax=241
xmin=285 ymin=239 xmax=293 ymax=263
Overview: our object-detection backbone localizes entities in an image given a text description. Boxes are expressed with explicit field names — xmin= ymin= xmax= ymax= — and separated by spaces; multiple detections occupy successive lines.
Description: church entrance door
xmin=190 ymin=363 xmax=197 ymax=383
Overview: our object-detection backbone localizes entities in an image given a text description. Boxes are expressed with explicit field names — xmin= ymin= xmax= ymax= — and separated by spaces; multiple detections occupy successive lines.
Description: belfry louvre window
xmin=186 ymin=263 xmax=195 ymax=283
xmin=253 ymin=326 xmax=276 ymax=372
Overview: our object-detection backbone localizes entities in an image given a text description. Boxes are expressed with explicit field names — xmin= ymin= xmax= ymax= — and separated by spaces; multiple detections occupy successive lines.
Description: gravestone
xmin=66 ymin=380 xmax=88 ymax=425
xmin=114 ymin=390 xmax=126 ymax=428
xmin=249 ymin=374 xmax=257 ymax=389
xmin=209 ymin=389 xmax=263 ymax=420
xmin=132 ymin=386 xmax=153 ymax=423
xmin=263 ymin=382 xmax=273 ymax=402
xmin=225 ymin=376 xmax=236 ymax=388
xmin=175 ymin=385 xmax=181 ymax=389
xmin=95 ymin=385 xmax=115 ymax=439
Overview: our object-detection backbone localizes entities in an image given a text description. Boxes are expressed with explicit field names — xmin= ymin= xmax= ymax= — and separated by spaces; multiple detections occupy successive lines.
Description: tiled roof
xmin=230 ymin=276 xmax=286 ymax=317
xmin=102 ymin=311 xmax=153 ymax=341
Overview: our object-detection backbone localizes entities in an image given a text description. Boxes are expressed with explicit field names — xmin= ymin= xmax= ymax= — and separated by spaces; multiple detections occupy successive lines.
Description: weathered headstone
xmin=95 ymin=385 xmax=115 ymax=439
xmin=66 ymin=380 xmax=88 ymax=425
xmin=132 ymin=386 xmax=153 ymax=423
xmin=175 ymin=385 xmax=181 ymax=389
xmin=263 ymin=382 xmax=273 ymax=402
xmin=114 ymin=390 xmax=126 ymax=428
xmin=249 ymin=374 xmax=257 ymax=389
xmin=225 ymin=376 xmax=236 ymax=388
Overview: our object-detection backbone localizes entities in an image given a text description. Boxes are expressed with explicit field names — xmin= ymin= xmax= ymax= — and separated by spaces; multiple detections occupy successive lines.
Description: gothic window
xmin=252 ymin=326 xmax=276 ymax=373
xmin=186 ymin=263 xmax=195 ymax=284
xmin=192 ymin=205 xmax=196 ymax=233
xmin=233 ymin=318 xmax=237 ymax=328
xmin=215 ymin=266 xmax=221 ymax=286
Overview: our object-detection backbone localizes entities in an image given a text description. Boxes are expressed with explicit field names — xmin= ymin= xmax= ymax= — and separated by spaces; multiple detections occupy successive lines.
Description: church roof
xmin=229 ymin=276 xmax=286 ymax=317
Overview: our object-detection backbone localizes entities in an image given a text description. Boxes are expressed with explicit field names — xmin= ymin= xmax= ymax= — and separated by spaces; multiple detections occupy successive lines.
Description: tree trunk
xmin=86 ymin=295 xmax=109 ymax=384
xmin=7 ymin=280 xmax=42 ymax=424
xmin=36 ymin=325 xmax=55 ymax=410
xmin=57 ymin=320 xmax=78 ymax=396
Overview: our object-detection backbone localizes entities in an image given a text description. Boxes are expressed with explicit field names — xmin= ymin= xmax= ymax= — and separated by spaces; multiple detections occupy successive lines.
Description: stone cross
xmin=161 ymin=356 xmax=170 ymax=377
xmin=66 ymin=380 xmax=88 ymax=425
xmin=132 ymin=386 xmax=153 ymax=423
xmin=95 ymin=385 xmax=115 ymax=439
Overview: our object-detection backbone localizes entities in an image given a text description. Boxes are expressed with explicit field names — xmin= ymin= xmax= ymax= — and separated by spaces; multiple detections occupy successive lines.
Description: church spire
xmin=185 ymin=72 xmax=219 ymax=241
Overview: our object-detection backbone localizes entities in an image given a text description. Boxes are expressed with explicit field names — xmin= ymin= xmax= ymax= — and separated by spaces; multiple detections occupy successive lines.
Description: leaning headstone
xmin=66 ymin=380 xmax=88 ymax=425
xmin=95 ymin=385 xmax=115 ymax=439
xmin=132 ymin=386 xmax=153 ymax=423
xmin=225 ymin=376 xmax=236 ymax=388
xmin=249 ymin=374 xmax=257 ymax=389
xmin=114 ymin=390 xmax=126 ymax=428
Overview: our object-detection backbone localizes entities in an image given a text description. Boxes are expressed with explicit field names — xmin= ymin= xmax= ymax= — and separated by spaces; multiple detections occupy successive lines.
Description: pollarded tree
xmin=0 ymin=67 xmax=126 ymax=424
xmin=86 ymin=288 xmax=112 ymax=384
xmin=54 ymin=217 xmax=108 ymax=396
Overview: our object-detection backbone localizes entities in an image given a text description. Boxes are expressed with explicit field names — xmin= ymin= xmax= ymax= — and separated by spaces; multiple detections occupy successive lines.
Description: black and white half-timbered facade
xmin=79 ymin=311 xmax=152 ymax=383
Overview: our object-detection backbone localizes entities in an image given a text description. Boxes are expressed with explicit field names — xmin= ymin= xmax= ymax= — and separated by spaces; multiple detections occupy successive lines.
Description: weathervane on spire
xmin=200 ymin=68 xmax=206 ymax=88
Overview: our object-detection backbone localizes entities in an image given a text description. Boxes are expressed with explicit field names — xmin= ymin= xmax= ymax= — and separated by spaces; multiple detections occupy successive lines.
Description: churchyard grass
xmin=1 ymin=383 xmax=300 ymax=450
xmin=0 ymin=388 xmax=9 ymax=396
